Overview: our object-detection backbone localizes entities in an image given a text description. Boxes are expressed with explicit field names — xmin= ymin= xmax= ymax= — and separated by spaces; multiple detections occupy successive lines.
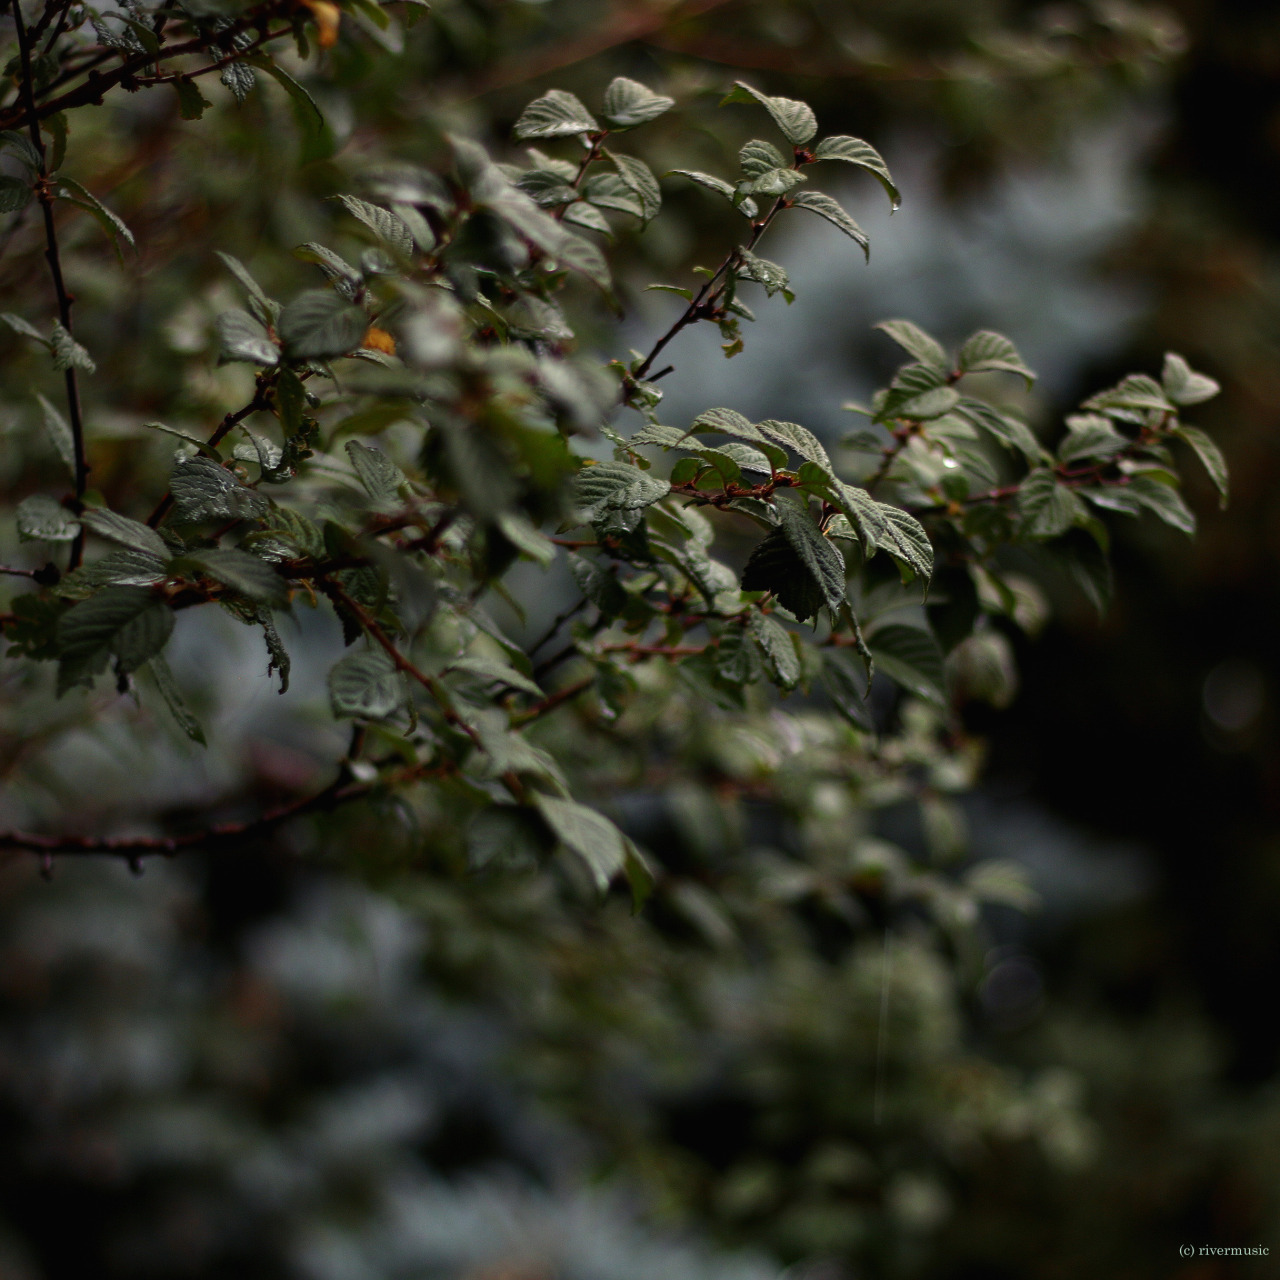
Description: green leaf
xmin=79 ymin=507 xmax=170 ymax=558
xmin=749 ymin=612 xmax=800 ymax=689
xmin=958 ymin=330 xmax=1036 ymax=386
xmin=518 ymin=167 xmax=579 ymax=208
xmin=278 ymin=289 xmax=368 ymax=360
xmin=1058 ymin=413 xmax=1126 ymax=464
xmin=742 ymin=503 xmax=845 ymax=622
xmin=1171 ymin=424 xmax=1228 ymax=508
xmin=736 ymin=250 xmax=792 ymax=301
xmin=875 ymin=319 xmax=948 ymax=374
xmin=572 ymin=461 xmax=670 ymax=522
xmin=669 ymin=170 xmax=756 ymax=217
xmin=50 ymin=320 xmax=94 ymax=373
xmin=56 ymin=549 xmax=167 ymax=597
xmin=43 ymin=113 xmax=67 ymax=173
xmin=563 ymin=201 xmax=612 ymax=235
xmin=582 ymin=171 xmax=645 ymax=218
xmin=740 ymin=167 xmax=805 ymax=197
xmin=954 ymin=397 xmax=1041 ymax=463
xmin=822 ymin=649 xmax=875 ymax=731
xmin=495 ymin=512 xmax=556 ymax=566
xmin=329 ymin=647 xmax=404 ymax=719
xmin=533 ymin=793 xmax=629 ymax=892
xmin=35 ymin=392 xmax=76 ymax=480
xmin=182 ymin=549 xmax=289 ymax=606
xmin=721 ymin=81 xmax=817 ymax=145
xmin=1127 ymin=474 xmax=1196 ymax=534
xmin=1162 ymin=352 xmax=1220 ymax=406
xmin=600 ymin=77 xmax=674 ymax=129
xmin=0 ymin=176 xmax=31 ymax=213
xmin=811 ymin=135 xmax=899 ymax=209
xmin=877 ymin=503 xmax=934 ymax=583
xmin=333 ymin=194 xmax=417 ymax=256
xmin=550 ymin=231 xmax=612 ymax=290
xmin=867 ymin=623 xmax=945 ymax=706
xmin=1082 ymin=374 xmax=1172 ymax=415
xmin=56 ymin=586 xmax=173 ymax=694
xmin=220 ymin=60 xmax=256 ymax=104
xmin=246 ymin=55 xmax=332 ymax=163
xmin=789 ymin=190 xmax=868 ymax=258
xmin=758 ymin=418 xmax=835 ymax=477
xmin=170 ymin=455 xmax=271 ymax=522
xmin=514 ymin=89 xmax=598 ymax=139
xmin=294 ymin=242 xmax=363 ymax=299
xmin=172 ymin=77 xmax=213 ymax=120
xmin=55 ymin=176 xmax=134 ymax=258
xmin=17 ymin=494 xmax=79 ymax=542
xmin=0 ymin=129 xmax=41 ymax=172
xmin=1016 ymin=468 xmax=1087 ymax=538
xmin=345 ymin=440 xmax=406 ymax=505
xmin=608 ymin=152 xmax=661 ymax=221
xmin=0 ymin=311 xmax=49 ymax=346
xmin=739 ymin=139 xmax=788 ymax=178
xmin=449 ymin=656 xmax=543 ymax=698
xmin=215 ymin=251 xmax=280 ymax=325
xmin=878 ymin=362 xmax=959 ymax=420
xmin=216 ymin=309 xmax=279 ymax=366
xmin=568 ymin=552 xmax=627 ymax=617
xmin=144 ymin=654 xmax=206 ymax=745
xmin=689 ymin=407 xmax=790 ymax=469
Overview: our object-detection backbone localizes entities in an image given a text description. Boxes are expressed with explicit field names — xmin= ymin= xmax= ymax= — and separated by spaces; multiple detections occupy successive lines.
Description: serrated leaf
xmin=215 ymin=251 xmax=280 ymax=325
xmin=183 ymin=548 xmax=289 ymax=606
xmin=867 ymin=623 xmax=945 ymax=706
xmin=1162 ymin=353 xmax=1220 ymax=406
xmin=749 ymin=612 xmax=800 ymax=689
xmin=739 ymin=138 xmax=788 ymax=178
xmin=246 ymin=55 xmax=331 ymax=164
xmin=690 ymin=407 xmax=789 ymax=469
xmin=294 ymin=241 xmax=363 ymax=300
xmin=737 ymin=250 xmax=791 ymax=300
xmin=35 ymin=392 xmax=76 ymax=479
xmin=533 ymin=793 xmax=629 ymax=892
xmin=144 ymin=654 xmax=206 ymax=745
xmin=582 ymin=171 xmax=645 ymax=218
xmin=1016 ymin=468 xmax=1087 ymax=538
xmin=329 ymin=647 xmax=404 ymax=718
xmin=495 ymin=512 xmax=556 ymax=566
xmin=608 ymin=152 xmax=661 ymax=221
xmin=344 ymin=439 xmax=405 ymax=504
xmin=220 ymin=60 xmax=256 ymax=104
xmin=56 ymin=548 xmax=167 ymax=597
xmin=1127 ymin=474 xmax=1196 ymax=534
xmin=550 ymin=230 xmax=611 ymax=289
xmin=759 ymin=418 xmax=835 ymax=476
xmin=741 ymin=167 xmax=806 ymax=197
xmin=517 ymin=167 xmax=579 ymax=207
xmin=0 ymin=129 xmax=40 ymax=172
xmin=572 ymin=462 xmax=670 ymax=522
xmin=742 ymin=503 xmax=845 ymax=622
xmin=172 ymin=77 xmax=213 ymax=120
xmin=789 ymin=190 xmax=868 ymax=258
xmin=56 ymin=586 xmax=173 ymax=694
xmin=1171 ymin=424 xmax=1228 ymax=508
xmin=514 ymin=89 xmax=598 ymax=139
xmin=1083 ymin=374 xmax=1171 ymax=415
xmin=17 ymin=494 xmax=79 ymax=542
xmin=0 ymin=175 xmax=32 ymax=213
xmin=55 ymin=176 xmax=134 ymax=257
xmin=958 ymin=330 xmax=1035 ymax=386
xmin=811 ymin=134 xmax=899 ymax=209
xmin=822 ymin=649 xmax=874 ymax=730
xmin=721 ymin=81 xmax=817 ymax=145
xmin=170 ymin=454 xmax=271 ymax=522
xmin=0 ymin=312 xmax=48 ymax=346
xmin=50 ymin=319 xmax=93 ymax=372
xmin=79 ymin=507 xmax=170 ymax=558
xmin=875 ymin=319 xmax=948 ymax=373
xmin=877 ymin=503 xmax=934 ymax=582
xmin=333 ymin=194 xmax=416 ymax=257
xmin=450 ymin=656 xmax=543 ymax=698
xmin=601 ymin=77 xmax=674 ymax=129
xmin=216 ymin=308 xmax=279 ymax=366
xmin=1058 ymin=413 xmax=1126 ymax=464
xmin=278 ymin=289 xmax=368 ymax=360
xmin=562 ymin=201 xmax=612 ymax=235
xmin=669 ymin=170 xmax=755 ymax=217
xmin=954 ymin=397 xmax=1041 ymax=462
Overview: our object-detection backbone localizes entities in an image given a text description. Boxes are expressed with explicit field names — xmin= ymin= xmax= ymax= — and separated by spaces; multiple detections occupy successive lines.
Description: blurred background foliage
xmin=0 ymin=0 xmax=1278 ymax=1276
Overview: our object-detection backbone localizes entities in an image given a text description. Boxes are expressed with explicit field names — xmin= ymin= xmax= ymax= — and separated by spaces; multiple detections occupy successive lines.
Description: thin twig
xmin=13 ymin=0 xmax=88 ymax=566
